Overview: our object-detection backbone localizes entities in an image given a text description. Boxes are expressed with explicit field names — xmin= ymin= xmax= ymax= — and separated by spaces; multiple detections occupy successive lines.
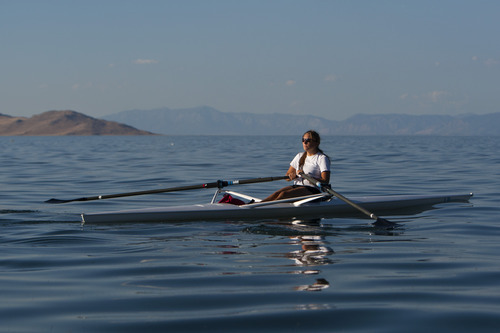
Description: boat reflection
xmin=285 ymin=219 xmax=334 ymax=292
xmin=244 ymin=217 xmax=401 ymax=292
xmin=288 ymin=235 xmax=334 ymax=267
xmin=295 ymin=278 xmax=330 ymax=292
xmin=242 ymin=218 xmax=335 ymax=292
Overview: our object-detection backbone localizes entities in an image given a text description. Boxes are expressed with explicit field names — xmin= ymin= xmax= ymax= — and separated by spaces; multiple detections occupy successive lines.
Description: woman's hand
xmin=297 ymin=170 xmax=330 ymax=184
xmin=286 ymin=166 xmax=298 ymax=181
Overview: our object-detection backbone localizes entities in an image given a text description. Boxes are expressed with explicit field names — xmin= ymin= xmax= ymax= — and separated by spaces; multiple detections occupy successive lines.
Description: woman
xmin=261 ymin=130 xmax=330 ymax=202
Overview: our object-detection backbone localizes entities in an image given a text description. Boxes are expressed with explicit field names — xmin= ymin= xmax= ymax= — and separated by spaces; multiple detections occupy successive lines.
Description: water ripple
xmin=0 ymin=136 xmax=498 ymax=332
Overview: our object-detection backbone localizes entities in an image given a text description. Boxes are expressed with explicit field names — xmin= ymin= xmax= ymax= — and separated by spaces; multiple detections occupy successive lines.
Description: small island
xmin=0 ymin=110 xmax=155 ymax=136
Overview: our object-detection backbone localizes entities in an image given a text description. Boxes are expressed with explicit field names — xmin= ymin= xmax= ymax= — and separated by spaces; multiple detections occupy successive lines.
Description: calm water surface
xmin=0 ymin=136 xmax=499 ymax=332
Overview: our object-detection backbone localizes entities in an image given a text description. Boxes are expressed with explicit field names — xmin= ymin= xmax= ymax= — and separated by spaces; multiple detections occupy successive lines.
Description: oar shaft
xmin=86 ymin=182 xmax=219 ymax=201
xmin=299 ymin=172 xmax=393 ymax=225
xmin=46 ymin=175 xmax=288 ymax=204
xmin=46 ymin=183 xmax=213 ymax=203
xmin=324 ymin=187 xmax=377 ymax=219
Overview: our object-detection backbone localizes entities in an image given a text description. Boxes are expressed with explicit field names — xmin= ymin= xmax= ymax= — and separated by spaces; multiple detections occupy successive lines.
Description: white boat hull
xmin=81 ymin=193 xmax=472 ymax=224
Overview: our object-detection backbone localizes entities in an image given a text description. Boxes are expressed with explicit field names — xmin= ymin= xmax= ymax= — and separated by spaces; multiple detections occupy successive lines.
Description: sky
xmin=1 ymin=0 xmax=499 ymax=121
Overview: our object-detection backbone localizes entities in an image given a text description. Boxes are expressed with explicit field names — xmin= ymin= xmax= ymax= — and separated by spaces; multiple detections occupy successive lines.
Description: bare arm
xmin=318 ymin=171 xmax=330 ymax=184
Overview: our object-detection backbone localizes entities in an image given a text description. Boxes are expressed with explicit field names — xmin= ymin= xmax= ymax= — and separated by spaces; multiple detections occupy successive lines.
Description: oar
xmin=45 ymin=176 xmax=288 ymax=204
xmin=299 ymin=173 xmax=395 ymax=227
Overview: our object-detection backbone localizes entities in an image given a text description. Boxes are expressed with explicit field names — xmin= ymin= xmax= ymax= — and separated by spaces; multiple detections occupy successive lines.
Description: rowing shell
xmin=81 ymin=191 xmax=472 ymax=224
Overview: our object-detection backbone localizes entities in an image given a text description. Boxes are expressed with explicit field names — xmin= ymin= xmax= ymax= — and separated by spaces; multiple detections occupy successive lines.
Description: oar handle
xmin=228 ymin=176 xmax=289 ymax=185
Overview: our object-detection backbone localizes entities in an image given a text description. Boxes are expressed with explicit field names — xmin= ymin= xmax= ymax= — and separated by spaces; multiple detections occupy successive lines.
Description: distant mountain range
xmin=0 ymin=110 xmax=153 ymax=136
xmin=2 ymin=108 xmax=498 ymax=136
xmin=103 ymin=106 xmax=500 ymax=136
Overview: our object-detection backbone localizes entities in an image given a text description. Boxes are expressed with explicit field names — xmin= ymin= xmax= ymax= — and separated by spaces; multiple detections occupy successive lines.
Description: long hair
xmin=299 ymin=130 xmax=327 ymax=169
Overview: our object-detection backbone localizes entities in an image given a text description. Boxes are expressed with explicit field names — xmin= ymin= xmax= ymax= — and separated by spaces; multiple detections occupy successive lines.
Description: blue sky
xmin=1 ymin=0 xmax=499 ymax=120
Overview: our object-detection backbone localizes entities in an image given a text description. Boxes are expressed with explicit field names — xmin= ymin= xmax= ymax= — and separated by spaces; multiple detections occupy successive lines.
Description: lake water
xmin=1 ymin=135 xmax=499 ymax=332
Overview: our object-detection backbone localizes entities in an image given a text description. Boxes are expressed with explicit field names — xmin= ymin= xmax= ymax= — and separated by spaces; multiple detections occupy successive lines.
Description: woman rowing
xmin=261 ymin=130 xmax=330 ymax=202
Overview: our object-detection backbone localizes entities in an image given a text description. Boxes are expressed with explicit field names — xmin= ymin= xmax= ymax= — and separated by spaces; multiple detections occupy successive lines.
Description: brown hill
xmin=0 ymin=110 xmax=155 ymax=135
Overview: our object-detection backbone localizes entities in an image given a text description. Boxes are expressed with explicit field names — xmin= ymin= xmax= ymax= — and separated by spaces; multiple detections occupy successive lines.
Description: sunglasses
xmin=302 ymin=138 xmax=314 ymax=143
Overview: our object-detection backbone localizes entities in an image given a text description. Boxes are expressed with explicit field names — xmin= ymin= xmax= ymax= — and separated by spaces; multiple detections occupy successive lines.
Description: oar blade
xmin=45 ymin=198 xmax=71 ymax=204
xmin=372 ymin=217 xmax=396 ymax=228
xmin=45 ymin=197 xmax=87 ymax=204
